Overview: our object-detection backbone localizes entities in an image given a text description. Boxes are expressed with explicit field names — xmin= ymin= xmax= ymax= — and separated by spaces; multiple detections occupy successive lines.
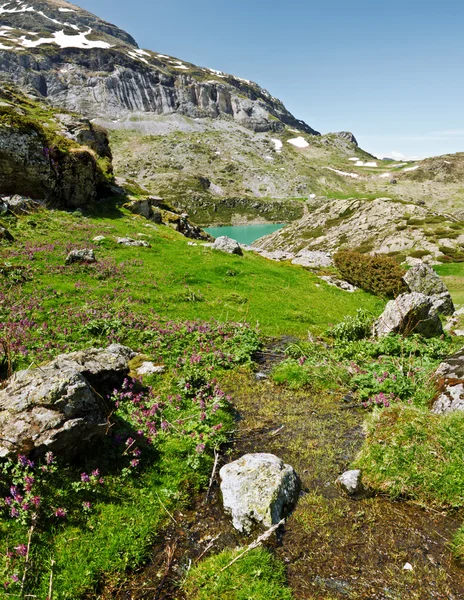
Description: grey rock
xmin=136 ymin=362 xmax=165 ymax=376
xmin=212 ymin=236 xmax=243 ymax=255
xmin=219 ymin=453 xmax=300 ymax=533
xmin=431 ymin=349 xmax=464 ymax=414
xmin=319 ymin=276 xmax=358 ymax=292
xmin=92 ymin=236 xmax=106 ymax=242
xmin=65 ymin=249 xmax=96 ymax=265
xmin=373 ymin=293 xmax=443 ymax=338
xmin=403 ymin=263 xmax=454 ymax=315
xmin=0 ymin=345 xmax=133 ymax=458
xmin=337 ymin=469 xmax=365 ymax=498
xmin=292 ymin=251 xmax=333 ymax=269
xmin=117 ymin=237 xmax=151 ymax=247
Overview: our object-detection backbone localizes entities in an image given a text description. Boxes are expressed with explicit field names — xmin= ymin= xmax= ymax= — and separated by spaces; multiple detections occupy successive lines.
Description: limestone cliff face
xmin=0 ymin=0 xmax=319 ymax=134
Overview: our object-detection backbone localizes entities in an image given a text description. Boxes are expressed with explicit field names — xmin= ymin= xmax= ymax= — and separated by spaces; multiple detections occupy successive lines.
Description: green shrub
xmin=327 ymin=309 xmax=374 ymax=341
xmin=333 ymin=250 xmax=407 ymax=297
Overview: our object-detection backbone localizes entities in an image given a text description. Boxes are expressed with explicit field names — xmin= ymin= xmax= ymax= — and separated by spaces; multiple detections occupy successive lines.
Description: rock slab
xmin=220 ymin=453 xmax=299 ymax=533
xmin=431 ymin=349 xmax=464 ymax=414
xmin=0 ymin=344 xmax=135 ymax=458
xmin=373 ymin=292 xmax=443 ymax=338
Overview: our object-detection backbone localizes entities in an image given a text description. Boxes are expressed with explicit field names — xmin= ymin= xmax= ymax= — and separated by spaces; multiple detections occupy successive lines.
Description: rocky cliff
xmin=0 ymin=82 xmax=113 ymax=207
xmin=0 ymin=0 xmax=319 ymax=134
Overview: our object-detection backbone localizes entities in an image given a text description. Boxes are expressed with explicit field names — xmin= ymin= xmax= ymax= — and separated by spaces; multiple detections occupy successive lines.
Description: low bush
xmin=333 ymin=250 xmax=407 ymax=298
xmin=327 ymin=309 xmax=374 ymax=341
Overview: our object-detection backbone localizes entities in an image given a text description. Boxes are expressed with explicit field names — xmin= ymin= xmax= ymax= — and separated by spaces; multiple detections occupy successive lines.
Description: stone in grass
xmin=220 ymin=453 xmax=300 ymax=533
xmin=93 ymin=235 xmax=106 ymax=242
xmin=431 ymin=349 xmax=464 ymax=414
xmin=212 ymin=236 xmax=243 ymax=255
xmin=117 ymin=237 xmax=151 ymax=248
xmin=373 ymin=292 xmax=443 ymax=338
xmin=0 ymin=225 xmax=14 ymax=242
xmin=336 ymin=469 xmax=366 ymax=498
xmin=65 ymin=249 xmax=96 ymax=264
xmin=136 ymin=362 xmax=165 ymax=376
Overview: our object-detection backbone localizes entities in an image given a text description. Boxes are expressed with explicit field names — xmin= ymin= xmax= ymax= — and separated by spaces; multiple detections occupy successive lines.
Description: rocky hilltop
xmin=0 ymin=0 xmax=318 ymax=133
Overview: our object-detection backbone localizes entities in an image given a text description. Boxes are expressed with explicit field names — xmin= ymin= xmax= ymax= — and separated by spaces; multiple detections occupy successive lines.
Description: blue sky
xmin=78 ymin=0 xmax=464 ymax=159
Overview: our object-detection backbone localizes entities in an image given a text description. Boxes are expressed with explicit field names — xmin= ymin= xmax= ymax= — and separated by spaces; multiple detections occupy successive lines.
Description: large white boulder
xmin=212 ymin=236 xmax=243 ymax=255
xmin=373 ymin=292 xmax=443 ymax=338
xmin=219 ymin=453 xmax=299 ymax=533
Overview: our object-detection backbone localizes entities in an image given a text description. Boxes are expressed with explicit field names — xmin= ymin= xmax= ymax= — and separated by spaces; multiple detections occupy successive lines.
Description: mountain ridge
xmin=0 ymin=0 xmax=319 ymax=133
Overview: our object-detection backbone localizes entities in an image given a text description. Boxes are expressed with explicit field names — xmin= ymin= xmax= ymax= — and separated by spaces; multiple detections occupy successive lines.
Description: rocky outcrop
xmin=212 ymin=236 xmax=243 ymax=255
xmin=255 ymin=197 xmax=463 ymax=261
xmin=220 ymin=453 xmax=300 ymax=533
xmin=0 ymin=225 xmax=14 ymax=242
xmin=0 ymin=85 xmax=114 ymax=207
xmin=0 ymin=344 xmax=135 ymax=458
xmin=117 ymin=237 xmax=151 ymax=247
xmin=124 ymin=197 xmax=210 ymax=240
xmin=291 ymin=251 xmax=333 ymax=269
xmin=0 ymin=1 xmax=318 ymax=134
xmin=403 ymin=263 xmax=454 ymax=316
xmin=431 ymin=349 xmax=464 ymax=414
xmin=373 ymin=293 xmax=443 ymax=338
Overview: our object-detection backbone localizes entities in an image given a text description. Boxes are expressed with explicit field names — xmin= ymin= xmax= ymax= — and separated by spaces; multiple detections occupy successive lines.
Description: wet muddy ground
xmin=107 ymin=344 xmax=464 ymax=600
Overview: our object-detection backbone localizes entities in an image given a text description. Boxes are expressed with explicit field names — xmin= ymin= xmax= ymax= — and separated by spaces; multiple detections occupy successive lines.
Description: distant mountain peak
xmin=0 ymin=0 xmax=319 ymax=134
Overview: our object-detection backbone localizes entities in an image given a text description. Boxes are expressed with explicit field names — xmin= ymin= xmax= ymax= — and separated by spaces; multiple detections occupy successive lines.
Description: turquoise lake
xmin=204 ymin=223 xmax=286 ymax=245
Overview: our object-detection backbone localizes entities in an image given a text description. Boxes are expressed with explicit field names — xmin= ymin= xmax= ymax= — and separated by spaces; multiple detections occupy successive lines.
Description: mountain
xmin=0 ymin=0 xmax=318 ymax=133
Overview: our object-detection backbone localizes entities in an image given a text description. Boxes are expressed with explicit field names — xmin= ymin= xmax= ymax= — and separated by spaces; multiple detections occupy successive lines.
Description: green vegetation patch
xmin=183 ymin=548 xmax=294 ymax=600
xmin=355 ymin=405 xmax=464 ymax=507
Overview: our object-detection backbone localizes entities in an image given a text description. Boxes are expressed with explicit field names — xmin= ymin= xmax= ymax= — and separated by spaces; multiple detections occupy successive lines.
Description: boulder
xmin=212 ymin=236 xmax=243 ymax=256
xmin=431 ymin=349 xmax=464 ymax=414
xmin=65 ymin=249 xmax=96 ymax=264
xmin=0 ymin=344 xmax=135 ymax=458
xmin=373 ymin=292 xmax=443 ymax=338
xmin=403 ymin=263 xmax=454 ymax=315
xmin=219 ymin=453 xmax=300 ymax=533
xmin=0 ymin=225 xmax=14 ymax=242
xmin=117 ymin=237 xmax=151 ymax=247
xmin=336 ymin=469 xmax=366 ymax=498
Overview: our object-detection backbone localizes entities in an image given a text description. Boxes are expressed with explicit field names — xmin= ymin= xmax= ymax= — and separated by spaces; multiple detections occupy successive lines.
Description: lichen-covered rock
xmin=0 ymin=344 xmax=135 ymax=458
xmin=219 ymin=453 xmax=300 ymax=533
xmin=431 ymin=349 xmax=464 ymax=414
xmin=373 ymin=293 xmax=443 ymax=338
xmin=65 ymin=249 xmax=96 ymax=264
xmin=403 ymin=263 xmax=454 ymax=316
xmin=212 ymin=236 xmax=243 ymax=255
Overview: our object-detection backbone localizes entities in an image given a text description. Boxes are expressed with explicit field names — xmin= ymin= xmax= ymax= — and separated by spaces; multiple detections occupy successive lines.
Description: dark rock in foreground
xmin=0 ymin=344 xmax=135 ymax=458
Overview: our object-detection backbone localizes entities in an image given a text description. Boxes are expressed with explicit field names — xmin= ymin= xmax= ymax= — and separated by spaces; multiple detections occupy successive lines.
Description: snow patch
xmin=403 ymin=165 xmax=419 ymax=172
xmin=348 ymin=157 xmax=359 ymax=162
xmin=288 ymin=137 xmax=309 ymax=148
xmin=379 ymin=173 xmax=392 ymax=178
xmin=355 ymin=161 xmax=377 ymax=167
xmin=135 ymin=49 xmax=151 ymax=57
xmin=271 ymin=139 xmax=283 ymax=153
xmin=325 ymin=167 xmax=360 ymax=179
xmin=128 ymin=51 xmax=148 ymax=64
xmin=58 ymin=7 xmax=76 ymax=12
xmin=156 ymin=54 xmax=169 ymax=59
xmin=21 ymin=29 xmax=112 ymax=49
xmin=0 ymin=2 xmax=34 ymax=14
